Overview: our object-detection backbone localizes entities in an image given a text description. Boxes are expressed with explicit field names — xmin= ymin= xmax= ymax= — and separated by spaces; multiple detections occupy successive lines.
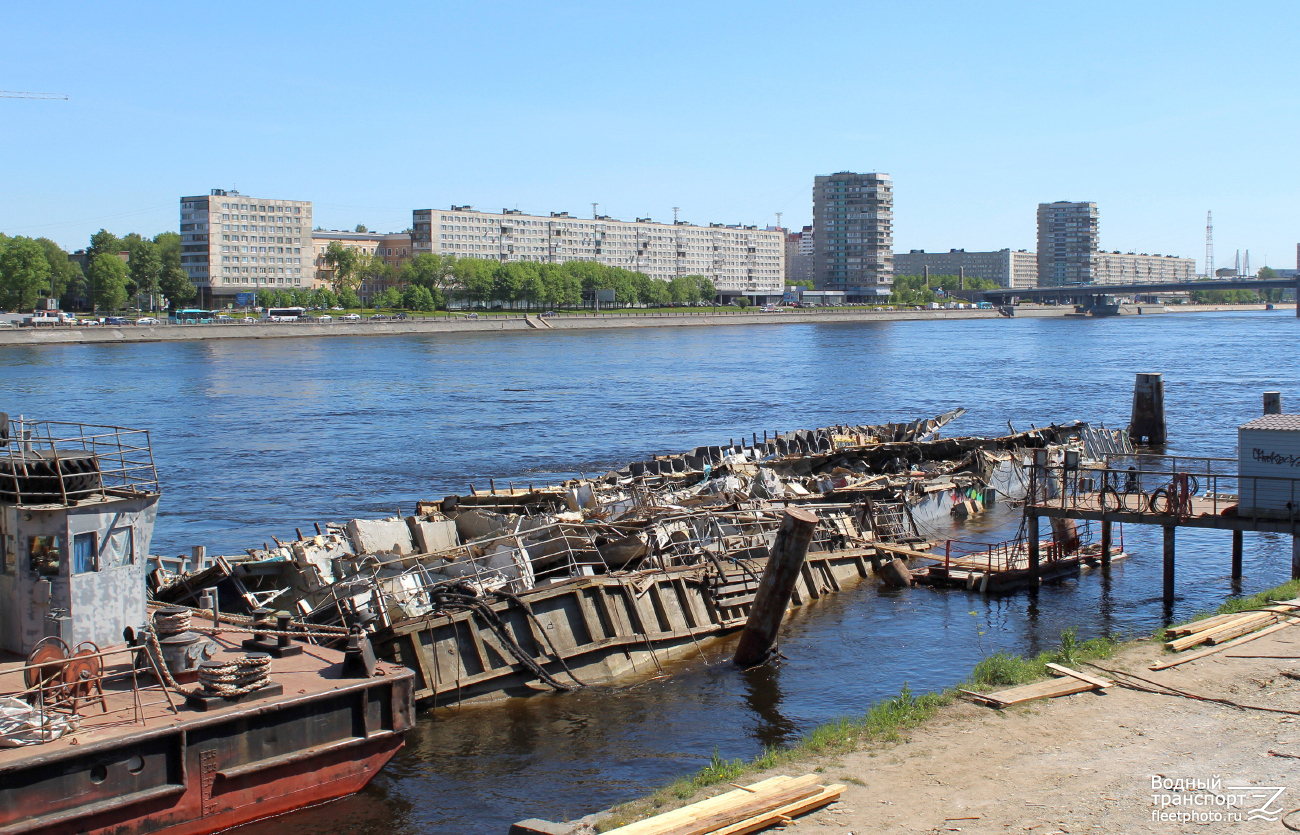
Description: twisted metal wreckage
xmin=151 ymin=410 xmax=1122 ymax=707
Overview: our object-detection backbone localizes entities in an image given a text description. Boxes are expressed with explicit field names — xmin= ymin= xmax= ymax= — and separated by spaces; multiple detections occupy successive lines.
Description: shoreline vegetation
xmin=588 ymin=576 xmax=1300 ymax=833
xmin=0 ymin=303 xmax=1283 ymax=349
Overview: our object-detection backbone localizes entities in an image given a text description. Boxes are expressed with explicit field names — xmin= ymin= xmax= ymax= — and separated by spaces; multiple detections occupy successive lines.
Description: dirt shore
xmin=605 ymin=630 xmax=1300 ymax=835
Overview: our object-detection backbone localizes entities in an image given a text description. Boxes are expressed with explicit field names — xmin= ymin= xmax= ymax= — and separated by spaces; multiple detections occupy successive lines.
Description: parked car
xmin=371 ymin=314 xmax=390 ymax=321
xmin=135 ymin=316 xmax=159 ymax=325
xmin=318 ymin=314 xmax=332 ymax=322
xmin=540 ymin=310 xmax=558 ymax=318
xmin=393 ymin=312 xmax=408 ymax=320
xmin=105 ymin=316 xmax=128 ymax=326
xmin=340 ymin=313 xmax=361 ymax=322
xmin=331 ymin=306 xmax=344 ymax=311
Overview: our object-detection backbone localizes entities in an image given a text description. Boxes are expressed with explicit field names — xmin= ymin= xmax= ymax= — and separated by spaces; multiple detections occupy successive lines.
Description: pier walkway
xmin=1023 ymin=453 xmax=1300 ymax=616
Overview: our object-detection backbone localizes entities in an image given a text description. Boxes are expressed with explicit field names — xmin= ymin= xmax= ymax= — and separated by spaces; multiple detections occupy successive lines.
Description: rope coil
xmin=153 ymin=608 xmax=191 ymax=635
xmin=198 ymin=653 xmax=272 ymax=696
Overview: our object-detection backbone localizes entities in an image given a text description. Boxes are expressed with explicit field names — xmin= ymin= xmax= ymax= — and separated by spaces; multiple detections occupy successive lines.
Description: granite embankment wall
xmin=0 ymin=303 xmax=1282 ymax=347
xmin=0 ymin=308 xmax=1004 ymax=347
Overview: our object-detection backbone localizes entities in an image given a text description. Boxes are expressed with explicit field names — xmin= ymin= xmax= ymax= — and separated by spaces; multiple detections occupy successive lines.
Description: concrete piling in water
xmin=1128 ymin=373 xmax=1167 ymax=445
xmin=1027 ymin=514 xmax=1040 ymax=589
xmin=1293 ymin=536 xmax=1300 ymax=581
xmin=1232 ymin=530 xmax=1243 ymax=580
xmin=1264 ymin=392 xmax=1282 ymax=415
xmin=733 ymin=507 xmax=819 ymax=667
xmin=1100 ymin=520 xmax=1112 ymax=565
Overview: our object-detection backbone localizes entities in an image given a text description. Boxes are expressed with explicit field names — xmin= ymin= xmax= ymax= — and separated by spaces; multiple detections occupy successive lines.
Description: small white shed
xmin=1238 ymin=414 xmax=1300 ymax=518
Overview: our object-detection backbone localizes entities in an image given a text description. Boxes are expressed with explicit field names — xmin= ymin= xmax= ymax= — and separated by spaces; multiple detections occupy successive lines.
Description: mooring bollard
xmin=733 ymin=507 xmax=819 ymax=667
xmin=1128 ymin=372 xmax=1167 ymax=445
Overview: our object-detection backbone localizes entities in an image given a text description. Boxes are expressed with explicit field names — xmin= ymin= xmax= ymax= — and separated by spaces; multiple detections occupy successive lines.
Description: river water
xmin=2 ymin=311 xmax=1294 ymax=834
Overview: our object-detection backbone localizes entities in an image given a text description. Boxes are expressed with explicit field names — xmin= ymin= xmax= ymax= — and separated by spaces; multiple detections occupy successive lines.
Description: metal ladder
xmin=871 ymin=502 xmax=915 ymax=543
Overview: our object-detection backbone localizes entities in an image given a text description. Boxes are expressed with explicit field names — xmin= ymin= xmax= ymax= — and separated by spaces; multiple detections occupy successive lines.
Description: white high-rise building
xmin=180 ymin=189 xmax=312 ymax=307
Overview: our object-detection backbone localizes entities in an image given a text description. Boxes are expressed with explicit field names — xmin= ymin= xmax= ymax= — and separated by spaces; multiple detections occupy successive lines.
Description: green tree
xmin=788 ymin=279 xmax=813 ymax=289
xmin=322 ymin=242 xmax=362 ymax=293
xmin=128 ymin=239 xmax=163 ymax=311
xmin=732 ymin=295 xmax=750 ymax=309
xmin=402 ymin=284 xmax=437 ymax=312
xmin=455 ymin=258 xmax=496 ymax=305
xmin=338 ymin=287 xmax=360 ymax=309
xmin=87 ymin=253 xmax=130 ymax=312
xmin=694 ymin=276 xmax=717 ymax=303
xmin=35 ymin=238 xmax=79 ymax=301
xmin=158 ymin=266 xmax=195 ymax=310
xmin=0 ymin=237 xmax=52 ymax=311
xmin=373 ymin=287 xmax=402 ymax=310
xmin=256 ymin=290 xmax=274 ymax=308
xmin=85 ymin=229 xmax=121 ymax=264
xmin=355 ymin=224 xmax=368 ymax=233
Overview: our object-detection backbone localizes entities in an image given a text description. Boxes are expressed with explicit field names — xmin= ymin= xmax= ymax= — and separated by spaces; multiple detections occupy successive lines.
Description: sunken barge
xmin=150 ymin=410 xmax=1118 ymax=709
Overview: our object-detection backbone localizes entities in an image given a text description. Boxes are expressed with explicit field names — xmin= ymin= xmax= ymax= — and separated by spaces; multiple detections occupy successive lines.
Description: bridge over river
xmin=980 ymin=276 xmax=1299 ymax=315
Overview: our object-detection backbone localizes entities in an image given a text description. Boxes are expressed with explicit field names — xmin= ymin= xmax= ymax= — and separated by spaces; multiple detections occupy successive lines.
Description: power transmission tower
xmin=0 ymin=90 xmax=68 ymax=99
xmin=1205 ymin=211 xmax=1214 ymax=278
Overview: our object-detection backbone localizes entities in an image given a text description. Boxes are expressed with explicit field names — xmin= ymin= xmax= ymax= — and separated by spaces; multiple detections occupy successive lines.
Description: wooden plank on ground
xmin=1167 ymin=611 xmax=1253 ymax=637
xmin=1165 ymin=612 xmax=1275 ymax=652
xmin=708 ymin=784 xmax=847 ymax=835
xmin=606 ymin=776 xmax=809 ymax=835
xmin=1151 ymin=621 xmax=1294 ymax=670
xmin=654 ymin=783 xmax=828 ymax=835
xmin=973 ymin=676 xmax=1106 ymax=707
xmin=1045 ymin=663 xmax=1113 ymax=689
xmin=1205 ymin=614 xmax=1280 ymax=645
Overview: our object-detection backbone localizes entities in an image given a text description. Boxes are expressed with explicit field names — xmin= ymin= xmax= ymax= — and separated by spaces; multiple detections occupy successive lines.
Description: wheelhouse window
xmin=29 ymin=535 xmax=63 ymax=576
xmin=73 ymin=532 xmax=97 ymax=574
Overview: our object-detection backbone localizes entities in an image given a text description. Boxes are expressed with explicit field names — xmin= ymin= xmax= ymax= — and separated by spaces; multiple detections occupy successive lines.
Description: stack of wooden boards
xmin=1150 ymin=599 xmax=1300 ymax=670
xmin=959 ymin=663 xmax=1114 ymax=708
xmin=604 ymin=775 xmax=844 ymax=835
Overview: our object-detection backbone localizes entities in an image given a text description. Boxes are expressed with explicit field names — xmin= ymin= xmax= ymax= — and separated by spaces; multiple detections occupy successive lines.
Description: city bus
xmin=262 ymin=306 xmax=307 ymax=322
xmin=170 ymin=309 xmax=213 ymax=325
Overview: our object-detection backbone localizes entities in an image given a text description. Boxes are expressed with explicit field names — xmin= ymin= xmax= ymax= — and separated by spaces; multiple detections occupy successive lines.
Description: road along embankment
xmin=0 ymin=308 xmax=1002 ymax=347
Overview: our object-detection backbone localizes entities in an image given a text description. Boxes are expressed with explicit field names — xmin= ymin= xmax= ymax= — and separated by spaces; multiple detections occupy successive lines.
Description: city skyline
xmin=2 ymin=2 xmax=1295 ymax=269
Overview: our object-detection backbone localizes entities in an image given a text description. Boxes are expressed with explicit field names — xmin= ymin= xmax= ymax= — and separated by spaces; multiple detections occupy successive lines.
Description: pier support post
xmin=1232 ymin=529 xmax=1243 ymax=580
xmin=1100 ymin=520 xmax=1112 ymax=565
xmin=1163 ymin=526 xmax=1176 ymax=608
xmin=1027 ymin=514 xmax=1040 ymax=589
xmin=1128 ymin=373 xmax=1167 ymax=445
xmin=1293 ymin=535 xmax=1300 ymax=581
xmin=1265 ymin=392 xmax=1282 ymax=415
xmin=733 ymin=507 xmax=819 ymax=668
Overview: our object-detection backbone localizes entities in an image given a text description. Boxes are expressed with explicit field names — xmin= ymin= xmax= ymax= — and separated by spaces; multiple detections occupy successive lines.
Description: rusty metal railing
xmin=0 ymin=417 xmax=159 ymax=506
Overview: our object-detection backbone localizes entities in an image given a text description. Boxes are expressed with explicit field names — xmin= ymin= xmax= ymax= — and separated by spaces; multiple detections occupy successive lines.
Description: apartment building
xmin=1036 ymin=201 xmax=1099 ymax=286
xmin=892 ymin=249 xmax=1038 ymax=289
xmin=1092 ymin=251 xmax=1197 ymax=284
xmin=411 ymin=206 xmax=784 ymax=300
xmin=311 ymin=231 xmax=412 ymax=302
xmin=179 ymin=189 xmax=312 ymax=307
xmin=783 ymin=225 xmax=815 ymax=285
xmin=812 ymin=172 xmax=893 ymax=299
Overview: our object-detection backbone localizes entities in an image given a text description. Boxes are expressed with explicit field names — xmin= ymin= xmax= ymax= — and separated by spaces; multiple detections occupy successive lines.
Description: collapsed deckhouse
xmin=151 ymin=411 xmax=1096 ymax=706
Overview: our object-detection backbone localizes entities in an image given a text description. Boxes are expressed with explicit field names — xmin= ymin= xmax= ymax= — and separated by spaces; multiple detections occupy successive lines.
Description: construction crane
xmin=0 ymin=91 xmax=68 ymax=100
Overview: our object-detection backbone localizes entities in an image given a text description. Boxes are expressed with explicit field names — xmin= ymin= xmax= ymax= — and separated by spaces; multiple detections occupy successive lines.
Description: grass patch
xmin=966 ymin=629 xmax=1120 ymax=689
xmin=595 ymin=629 xmax=1118 ymax=831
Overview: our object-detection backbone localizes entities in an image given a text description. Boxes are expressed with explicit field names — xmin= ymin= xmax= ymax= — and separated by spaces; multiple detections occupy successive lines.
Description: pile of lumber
xmin=1164 ymin=605 xmax=1299 ymax=652
xmin=605 ymin=775 xmax=844 ymax=835
xmin=959 ymin=663 xmax=1113 ymax=708
xmin=1149 ymin=599 xmax=1300 ymax=670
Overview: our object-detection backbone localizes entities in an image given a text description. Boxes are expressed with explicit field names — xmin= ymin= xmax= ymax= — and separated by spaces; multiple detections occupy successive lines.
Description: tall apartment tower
xmin=1036 ymin=201 xmax=1098 ymax=286
xmin=812 ymin=172 xmax=893 ymax=299
xmin=180 ymin=189 xmax=312 ymax=307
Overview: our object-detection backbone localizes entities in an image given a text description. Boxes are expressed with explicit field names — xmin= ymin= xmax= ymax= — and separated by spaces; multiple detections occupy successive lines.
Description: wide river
xmin=3 ymin=311 xmax=1293 ymax=834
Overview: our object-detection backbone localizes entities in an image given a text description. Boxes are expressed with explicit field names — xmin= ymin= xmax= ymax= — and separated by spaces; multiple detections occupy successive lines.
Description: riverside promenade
xmin=0 ymin=307 xmax=1002 ymax=346
xmin=0 ymin=303 xmax=1281 ymax=348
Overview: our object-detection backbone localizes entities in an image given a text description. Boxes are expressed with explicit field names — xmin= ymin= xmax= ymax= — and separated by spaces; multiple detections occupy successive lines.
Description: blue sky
xmin=2 ymin=1 xmax=1296 ymax=270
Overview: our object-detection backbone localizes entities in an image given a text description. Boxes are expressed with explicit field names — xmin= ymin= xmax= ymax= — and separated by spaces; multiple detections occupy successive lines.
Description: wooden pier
xmin=1023 ymin=453 xmax=1300 ymax=615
